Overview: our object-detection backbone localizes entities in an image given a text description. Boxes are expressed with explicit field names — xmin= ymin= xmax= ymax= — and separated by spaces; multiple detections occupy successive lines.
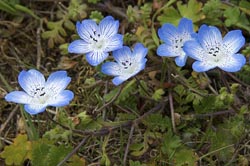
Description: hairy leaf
xmin=0 ymin=134 xmax=31 ymax=165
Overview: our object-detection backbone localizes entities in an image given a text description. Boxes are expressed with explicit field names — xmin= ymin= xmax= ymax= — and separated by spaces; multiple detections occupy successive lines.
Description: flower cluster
xmin=69 ymin=16 xmax=148 ymax=85
xmin=5 ymin=16 xmax=247 ymax=115
xmin=157 ymin=18 xmax=246 ymax=72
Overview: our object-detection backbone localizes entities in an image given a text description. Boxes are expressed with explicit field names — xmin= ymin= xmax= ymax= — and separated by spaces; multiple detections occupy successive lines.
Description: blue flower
xmin=5 ymin=69 xmax=74 ymax=115
xmin=68 ymin=16 xmax=123 ymax=66
xmin=157 ymin=18 xmax=196 ymax=67
xmin=101 ymin=43 xmax=148 ymax=85
xmin=183 ymin=25 xmax=246 ymax=72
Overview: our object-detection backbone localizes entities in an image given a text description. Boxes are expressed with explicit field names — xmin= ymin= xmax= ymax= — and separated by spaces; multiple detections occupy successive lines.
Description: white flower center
xmin=206 ymin=44 xmax=225 ymax=63
xmin=89 ymin=31 xmax=107 ymax=51
xmin=172 ymin=33 xmax=191 ymax=56
xmin=30 ymin=86 xmax=54 ymax=104
xmin=120 ymin=58 xmax=138 ymax=76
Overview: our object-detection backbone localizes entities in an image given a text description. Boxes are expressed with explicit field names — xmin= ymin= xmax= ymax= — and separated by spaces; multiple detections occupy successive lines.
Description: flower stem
xmin=20 ymin=106 xmax=39 ymax=140
xmin=219 ymin=69 xmax=231 ymax=93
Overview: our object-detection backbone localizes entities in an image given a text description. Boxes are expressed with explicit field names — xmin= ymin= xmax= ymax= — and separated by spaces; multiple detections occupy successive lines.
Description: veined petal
xmin=175 ymin=55 xmax=187 ymax=67
xmin=113 ymin=46 xmax=132 ymax=64
xmin=219 ymin=53 xmax=246 ymax=72
xmin=178 ymin=18 xmax=194 ymax=35
xmin=85 ymin=51 xmax=109 ymax=66
xmin=5 ymin=91 xmax=32 ymax=104
xmin=198 ymin=25 xmax=222 ymax=49
xmin=112 ymin=76 xmax=128 ymax=86
xmin=104 ymin=34 xmax=123 ymax=52
xmin=133 ymin=43 xmax=148 ymax=60
xmin=77 ymin=20 xmax=98 ymax=41
xmin=183 ymin=41 xmax=205 ymax=61
xmin=45 ymin=71 xmax=71 ymax=93
xmin=68 ymin=40 xmax=91 ymax=54
xmin=157 ymin=44 xmax=179 ymax=57
xmin=223 ymin=30 xmax=245 ymax=54
xmin=158 ymin=24 xmax=178 ymax=43
xmin=47 ymin=90 xmax=74 ymax=107
xmin=24 ymin=104 xmax=47 ymax=115
xmin=18 ymin=69 xmax=45 ymax=95
xmin=99 ymin=16 xmax=119 ymax=38
xmin=192 ymin=61 xmax=217 ymax=72
xmin=101 ymin=62 xmax=122 ymax=76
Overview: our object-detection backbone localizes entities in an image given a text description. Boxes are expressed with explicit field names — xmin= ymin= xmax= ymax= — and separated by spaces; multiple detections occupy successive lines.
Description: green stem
xmin=20 ymin=106 xmax=39 ymax=140
xmin=199 ymin=144 xmax=234 ymax=161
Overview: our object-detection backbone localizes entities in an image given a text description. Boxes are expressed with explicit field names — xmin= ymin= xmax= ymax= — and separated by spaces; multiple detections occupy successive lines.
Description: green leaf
xmin=161 ymin=132 xmax=182 ymax=156
xmin=142 ymin=113 xmax=171 ymax=132
xmin=68 ymin=155 xmax=86 ymax=166
xmin=224 ymin=7 xmax=241 ymax=26
xmin=64 ymin=20 xmax=75 ymax=31
xmin=89 ymin=11 xmax=104 ymax=23
xmin=0 ymin=134 xmax=31 ymax=165
xmin=116 ymin=79 xmax=136 ymax=104
xmin=130 ymin=140 xmax=149 ymax=156
xmin=31 ymin=139 xmax=52 ymax=166
xmin=157 ymin=6 xmax=182 ymax=26
xmin=207 ymin=129 xmax=235 ymax=162
xmin=202 ymin=0 xmax=223 ymax=25
xmin=0 ymin=0 xmax=17 ymax=15
xmin=152 ymin=88 xmax=165 ymax=101
xmin=129 ymin=160 xmax=142 ymax=166
xmin=43 ymin=126 xmax=72 ymax=143
xmin=14 ymin=4 xmax=40 ymax=19
xmin=135 ymin=26 xmax=157 ymax=52
xmin=100 ymin=135 xmax=111 ymax=166
xmin=177 ymin=0 xmax=205 ymax=22
xmin=47 ymin=145 xmax=72 ymax=166
xmin=174 ymin=148 xmax=198 ymax=166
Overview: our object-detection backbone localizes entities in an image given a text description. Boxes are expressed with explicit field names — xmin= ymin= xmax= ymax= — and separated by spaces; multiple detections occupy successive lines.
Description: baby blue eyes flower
xmin=157 ymin=18 xmax=195 ymax=67
xmin=68 ymin=16 xmax=123 ymax=66
xmin=101 ymin=43 xmax=148 ymax=86
xmin=5 ymin=69 xmax=74 ymax=115
xmin=183 ymin=25 xmax=246 ymax=72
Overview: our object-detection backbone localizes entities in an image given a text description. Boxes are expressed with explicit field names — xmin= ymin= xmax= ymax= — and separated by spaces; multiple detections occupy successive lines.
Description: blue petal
xmin=157 ymin=44 xmax=179 ymax=57
xmin=104 ymin=34 xmax=123 ymax=52
xmin=47 ymin=90 xmax=74 ymax=107
xmin=113 ymin=46 xmax=132 ymax=64
xmin=99 ymin=16 xmax=119 ymax=38
xmin=85 ymin=51 xmax=109 ymax=66
xmin=178 ymin=18 xmax=194 ymax=35
xmin=219 ymin=53 xmax=246 ymax=72
xmin=18 ymin=69 xmax=45 ymax=95
xmin=183 ymin=40 xmax=205 ymax=61
xmin=5 ymin=91 xmax=32 ymax=104
xmin=24 ymin=104 xmax=47 ymax=115
xmin=192 ymin=61 xmax=216 ymax=72
xmin=223 ymin=30 xmax=245 ymax=54
xmin=76 ymin=20 xmax=98 ymax=41
xmin=175 ymin=55 xmax=187 ymax=67
xmin=133 ymin=43 xmax=148 ymax=60
xmin=158 ymin=23 xmax=178 ymax=44
xmin=46 ymin=71 xmax=71 ymax=93
xmin=101 ymin=62 xmax=121 ymax=76
xmin=68 ymin=40 xmax=91 ymax=54
xmin=198 ymin=25 xmax=222 ymax=49
xmin=112 ymin=76 xmax=128 ymax=86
